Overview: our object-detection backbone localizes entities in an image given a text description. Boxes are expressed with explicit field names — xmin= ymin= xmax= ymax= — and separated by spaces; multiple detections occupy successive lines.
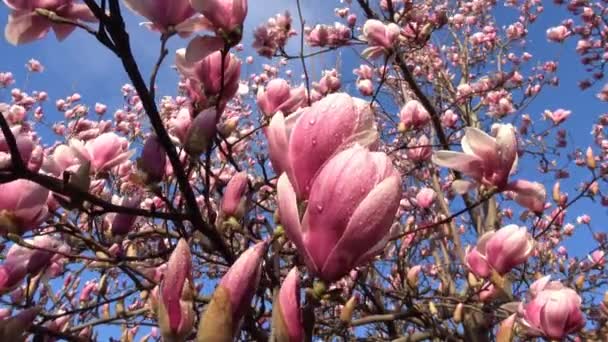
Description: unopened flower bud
xmin=340 ymin=295 xmax=358 ymax=324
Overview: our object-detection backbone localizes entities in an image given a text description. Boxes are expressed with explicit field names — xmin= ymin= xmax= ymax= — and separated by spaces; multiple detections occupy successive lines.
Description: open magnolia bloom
xmin=267 ymin=92 xmax=378 ymax=201
xmin=277 ymin=145 xmax=401 ymax=282
xmin=0 ymin=180 xmax=49 ymax=235
xmin=4 ymin=0 xmax=96 ymax=45
xmin=433 ymin=124 xmax=517 ymax=190
xmin=432 ymin=124 xmax=547 ymax=212
xmin=518 ymin=276 xmax=585 ymax=339
xmin=0 ymin=235 xmax=67 ymax=294
xmin=69 ymin=132 xmax=134 ymax=174
xmin=123 ymin=0 xmax=210 ymax=37
xmin=465 ymin=224 xmax=535 ymax=278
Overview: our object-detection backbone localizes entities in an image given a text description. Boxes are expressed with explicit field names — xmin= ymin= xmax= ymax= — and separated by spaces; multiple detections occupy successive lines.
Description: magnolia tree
xmin=0 ymin=0 xmax=607 ymax=340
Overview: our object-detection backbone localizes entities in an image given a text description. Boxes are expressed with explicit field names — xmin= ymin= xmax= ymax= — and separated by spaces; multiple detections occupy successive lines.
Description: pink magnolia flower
xmin=69 ymin=132 xmax=134 ymax=173
xmin=546 ymin=25 xmax=569 ymax=42
xmin=256 ymin=78 xmax=307 ymax=116
xmin=157 ymin=239 xmax=195 ymax=341
xmin=184 ymin=108 xmax=217 ymax=156
xmin=312 ymin=69 xmax=341 ymax=97
xmin=216 ymin=241 xmax=266 ymax=335
xmin=275 ymin=267 xmax=303 ymax=342
xmin=305 ymin=23 xmax=351 ymax=48
xmin=42 ymin=144 xmax=80 ymax=176
xmin=123 ymin=0 xmax=209 ymax=36
xmin=519 ymin=276 xmax=585 ymax=339
xmin=220 ymin=171 xmax=248 ymax=219
xmin=356 ymin=79 xmax=374 ymax=96
xmin=168 ymin=107 xmax=192 ymax=144
xmin=432 ymin=124 xmax=517 ymax=190
xmin=266 ymin=93 xmax=378 ymax=200
xmin=0 ymin=180 xmax=49 ymax=235
xmin=415 ymin=187 xmax=436 ymax=209
xmin=407 ymin=135 xmax=432 ymax=162
xmin=0 ymin=235 xmax=64 ymax=294
xmin=3 ymin=0 xmax=97 ymax=45
xmin=137 ymin=135 xmax=166 ymax=184
xmin=505 ymin=180 xmax=547 ymax=213
xmin=361 ymin=19 xmax=401 ymax=58
xmin=466 ymin=225 xmax=534 ymax=278
xmin=108 ymin=194 xmax=140 ymax=236
xmin=587 ymin=250 xmax=605 ymax=268
xmin=175 ymin=49 xmax=241 ymax=109
xmin=0 ymin=307 xmax=41 ymax=340
xmin=544 ymin=109 xmax=571 ymax=125
xmin=399 ymin=100 xmax=431 ymax=131
xmin=277 ymin=146 xmax=402 ymax=282
xmin=0 ymin=126 xmax=36 ymax=171
xmin=190 ymin=0 xmax=247 ymax=34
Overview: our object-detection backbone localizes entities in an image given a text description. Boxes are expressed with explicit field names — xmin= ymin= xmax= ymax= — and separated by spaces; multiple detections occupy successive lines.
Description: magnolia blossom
xmin=277 ymin=146 xmax=402 ymax=282
xmin=519 ymin=276 xmax=585 ymax=339
xmin=0 ymin=180 xmax=49 ymax=235
xmin=399 ymin=100 xmax=431 ymax=131
xmin=4 ymin=0 xmax=96 ymax=45
xmin=266 ymin=93 xmax=378 ymax=200
xmin=505 ymin=180 xmax=547 ymax=213
xmin=190 ymin=0 xmax=247 ymax=34
xmin=466 ymin=225 xmax=534 ymax=277
xmin=0 ymin=235 xmax=66 ymax=294
xmin=0 ymin=127 xmax=41 ymax=172
xmin=415 ymin=188 xmax=436 ymax=209
xmin=220 ymin=171 xmax=249 ymax=219
xmin=198 ymin=241 xmax=266 ymax=340
xmin=107 ymin=194 xmax=141 ymax=236
xmin=305 ymin=23 xmax=351 ymax=48
xmin=433 ymin=124 xmax=517 ymax=190
xmin=123 ymin=0 xmax=208 ymax=36
xmin=184 ymin=108 xmax=217 ymax=156
xmin=407 ymin=135 xmax=432 ymax=162
xmin=137 ymin=135 xmax=166 ymax=184
xmin=69 ymin=132 xmax=134 ymax=173
xmin=0 ymin=307 xmax=41 ymax=340
xmin=157 ymin=239 xmax=195 ymax=341
xmin=273 ymin=267 xmax=303 ymax=342
xmin=176 ymin=49 xmax=241 ymax=109
xmin=256 ymin=78 xmax=307 ymax=116
xmin=361 ymin=19 xmax=401 ymax=58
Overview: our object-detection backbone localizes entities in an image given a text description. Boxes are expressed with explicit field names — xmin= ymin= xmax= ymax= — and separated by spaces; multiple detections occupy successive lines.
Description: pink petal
xmin=276 ymin=173 xmax=317 ymax=273
xmin=5 ymin=10 xmax=51 ymax=45
xmin=322 ymin=174 xmax=401 ymax=281
xmin=288 ymin=93 xmax=359 ymax=199
xmin=161 ymin=239 xmax=192 ymax=331
xmin=185 ymin=35 xmax=224 ymax=62
xmin=278 ymin=267 xmax=303 ymax=342
xmin=432 ymin=151 xmax=484 ymax=179
xmin=266 ymin=112 xmax=291 ymax=177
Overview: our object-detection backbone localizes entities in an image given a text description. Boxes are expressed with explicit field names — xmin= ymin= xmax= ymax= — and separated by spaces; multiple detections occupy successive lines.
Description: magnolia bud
xmin=552 ymin=182 xmax=561 ymax=203
xmin=586 ymin=147 xmax=596 ymax=170
xmin=452 ymin=303 xmax=463 ymax=323
xmin=340 ymin=296 xmax=358 ymax=324
xmin=185 ymin=108 xmax=217 ymax=156
xmin=406 ymin=265 xmax=422 ymax=289
xmin=575 ymin=275 xmax=585 ymax=290
xmin=137 ymin=135 xmax=166 ymax=184
xmin=429 ymin=301 xmax=438 ymax=316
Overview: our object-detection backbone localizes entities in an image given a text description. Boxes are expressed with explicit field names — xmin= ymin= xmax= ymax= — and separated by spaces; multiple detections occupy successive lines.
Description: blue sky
xmin=1 ymin=0 xmax=607 ymax=339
